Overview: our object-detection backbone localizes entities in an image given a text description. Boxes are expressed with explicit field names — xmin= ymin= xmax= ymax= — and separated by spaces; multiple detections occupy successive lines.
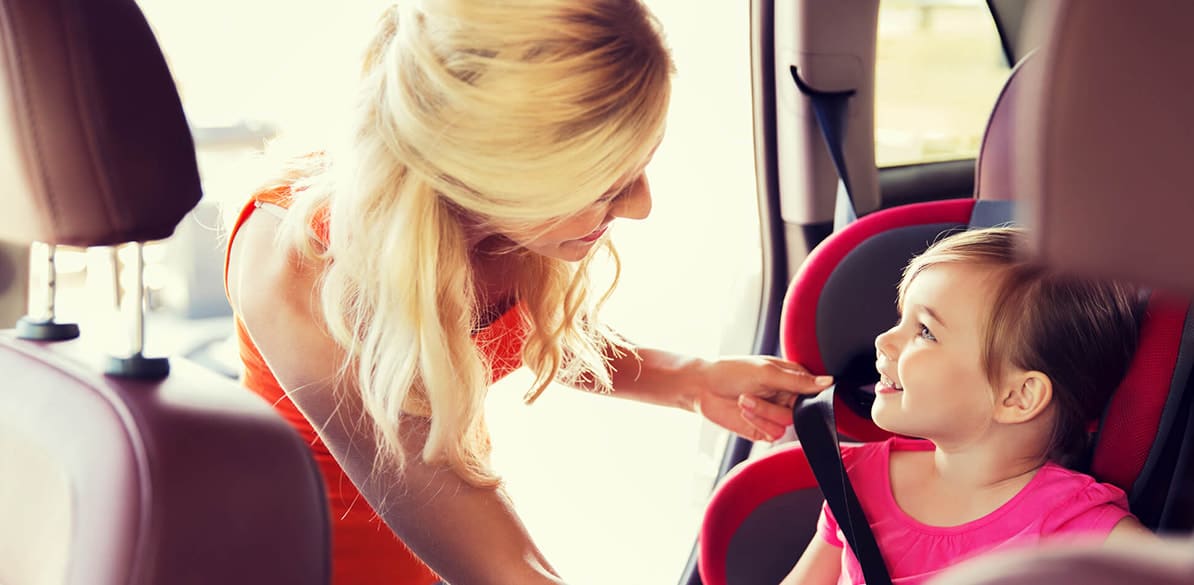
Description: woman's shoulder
xmin=227 ymin=193 xmax=338 ymax=386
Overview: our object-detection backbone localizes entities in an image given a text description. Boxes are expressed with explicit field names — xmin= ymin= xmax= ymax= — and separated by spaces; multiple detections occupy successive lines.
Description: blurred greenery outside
xmin=876 ymin=0 xmax=1010 ymax=166
xmin=39 ymin=1 xmax=1010 ymax=584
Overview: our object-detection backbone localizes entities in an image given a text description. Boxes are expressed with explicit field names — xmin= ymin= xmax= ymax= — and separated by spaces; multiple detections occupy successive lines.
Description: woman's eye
xmin=918 ymin=323 xmax=937 ymax=342
xmin=598 ymin=187 xmax=627 ymax=205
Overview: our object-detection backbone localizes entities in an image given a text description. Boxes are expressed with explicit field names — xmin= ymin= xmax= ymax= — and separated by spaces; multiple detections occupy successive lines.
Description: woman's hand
xmin=692 ymin=356 xmax=832 ymax=441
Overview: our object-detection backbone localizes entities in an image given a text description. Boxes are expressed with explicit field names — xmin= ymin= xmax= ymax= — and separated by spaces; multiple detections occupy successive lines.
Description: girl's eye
xmin=918 ymin=323 xmax=937 ymax=342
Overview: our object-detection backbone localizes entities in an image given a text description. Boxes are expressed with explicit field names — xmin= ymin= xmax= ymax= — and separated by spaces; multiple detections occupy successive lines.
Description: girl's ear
xmin=994 ymin=370 xmax=1053 ymax=424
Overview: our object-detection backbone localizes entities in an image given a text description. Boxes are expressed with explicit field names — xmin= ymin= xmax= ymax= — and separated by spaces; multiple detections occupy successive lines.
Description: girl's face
xmin=872 ymin=263 xmax=1006 ymax=446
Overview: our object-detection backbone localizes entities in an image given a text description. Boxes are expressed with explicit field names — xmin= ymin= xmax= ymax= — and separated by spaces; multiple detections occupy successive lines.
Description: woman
xmin=224 ymin=1 xmax=827 ymax=583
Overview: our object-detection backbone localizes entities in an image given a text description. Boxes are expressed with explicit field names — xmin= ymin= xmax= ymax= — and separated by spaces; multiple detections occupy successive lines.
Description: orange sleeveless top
xmin=223 ymin=186 xmax=526 ymax=585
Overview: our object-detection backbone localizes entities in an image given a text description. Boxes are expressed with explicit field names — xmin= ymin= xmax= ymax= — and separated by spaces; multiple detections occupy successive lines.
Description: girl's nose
xmin=875 ymin=325 xmax=899 ymax=361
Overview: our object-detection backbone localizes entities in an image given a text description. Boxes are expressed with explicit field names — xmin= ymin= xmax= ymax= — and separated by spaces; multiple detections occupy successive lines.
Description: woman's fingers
xmin=707 ymin=357 xmax=833 ymax=441
xmin=767 ymin=362 xmax=834 ymax=395
xmin=738 ymin=359 xmax=832 ymax=440
xmin=739 ymin=393 xmax=792 ymax=426
xmin=740 ymin=404 xmax=787 ymax=441
xmin=737 ymin=394 xmax=792 ymax=441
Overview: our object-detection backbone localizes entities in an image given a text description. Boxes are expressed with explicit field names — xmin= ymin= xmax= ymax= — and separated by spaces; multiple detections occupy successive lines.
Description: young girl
xmin=775 ymin=227 xmax=1155 ymax=585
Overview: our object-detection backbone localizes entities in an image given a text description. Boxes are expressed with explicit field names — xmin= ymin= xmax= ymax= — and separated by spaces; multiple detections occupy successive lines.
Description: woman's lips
xmin=578 ymin=225 xmax=608 ymax=243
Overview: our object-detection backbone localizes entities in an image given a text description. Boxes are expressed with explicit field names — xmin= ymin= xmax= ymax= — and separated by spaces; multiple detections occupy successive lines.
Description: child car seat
xmin=697 ymin=50 xmax=1194 ymax=585
xmin=908 ymin=2 xmax=1194 ymax=584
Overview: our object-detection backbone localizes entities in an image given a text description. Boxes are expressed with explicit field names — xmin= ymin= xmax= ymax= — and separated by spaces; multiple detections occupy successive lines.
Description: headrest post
xmin=15 ymin=243 xmax=79 ymax=341
xmin=104 ymin=242 xmax=169 ymax=379
xmin=41 ymin=244 xmax=56 ymax=321
xmin=128 ymin=242 xmax=145 ymax=357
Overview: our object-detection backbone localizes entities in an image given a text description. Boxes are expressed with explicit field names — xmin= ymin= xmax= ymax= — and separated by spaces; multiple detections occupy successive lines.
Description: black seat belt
xmin=790 ymin=66 xmax=892 ymax=585
xmin=791 ymin=66 xmax=858 ymax=232
xmin=794 ymin=390 xmax=893 ymax=585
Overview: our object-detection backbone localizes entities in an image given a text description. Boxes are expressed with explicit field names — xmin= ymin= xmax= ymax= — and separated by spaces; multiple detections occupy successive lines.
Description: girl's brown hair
xmin=899 ymin=228 xmax=1141 ymax=466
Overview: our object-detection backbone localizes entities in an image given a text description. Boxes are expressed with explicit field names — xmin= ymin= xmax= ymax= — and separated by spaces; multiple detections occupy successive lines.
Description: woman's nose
xmin=611 ymin=174 xmax=652 ymax=221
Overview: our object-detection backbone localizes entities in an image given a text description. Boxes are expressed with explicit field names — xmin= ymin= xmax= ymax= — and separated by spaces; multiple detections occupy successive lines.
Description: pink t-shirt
xmin=820 ymin=438 xmax=1132 ymax=585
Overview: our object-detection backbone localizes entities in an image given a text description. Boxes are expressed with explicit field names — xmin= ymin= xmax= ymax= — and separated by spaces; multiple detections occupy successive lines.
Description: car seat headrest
xmin=0 ymin=0 xmax=202 ymax=248
xmin=974 ymin=52 xmax=1040 ymax=201
xmin=1014 ymin=0 xmax=1194 ymax=295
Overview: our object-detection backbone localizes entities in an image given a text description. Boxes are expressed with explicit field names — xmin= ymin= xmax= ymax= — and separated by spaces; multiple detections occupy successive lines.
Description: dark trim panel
xmin=989 ymin=0 xmax=1030 ymax=64
xmin=879 ymin=159 xmax=975 ymax=209
xmin=749 ymin=0 xmax=788 ymax=361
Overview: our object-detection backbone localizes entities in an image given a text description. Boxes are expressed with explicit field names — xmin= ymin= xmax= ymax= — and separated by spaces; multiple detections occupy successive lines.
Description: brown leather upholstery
xmin=0 ymin=0 xmax=330 ymax=583
xmin=0 ymin=337 xmax=330 ymax=585
xmin=0 ymin=0 xmax=201 ymax=246
xmin=1014 ymin=0 xmax=1194 ymax=293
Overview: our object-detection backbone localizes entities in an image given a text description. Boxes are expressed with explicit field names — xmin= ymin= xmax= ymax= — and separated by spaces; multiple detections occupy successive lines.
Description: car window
xmin=875 ymin=0 xmax=1010 ymax=167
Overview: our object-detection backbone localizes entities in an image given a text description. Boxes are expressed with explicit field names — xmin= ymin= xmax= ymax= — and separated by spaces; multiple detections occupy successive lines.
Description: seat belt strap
xmin=791 ymin=66 xmax=858 ymax=232
xmin=794 ymin=390 xmax=893 ymax=585
xmin=789 ymin=66 xmax=890 ymax=583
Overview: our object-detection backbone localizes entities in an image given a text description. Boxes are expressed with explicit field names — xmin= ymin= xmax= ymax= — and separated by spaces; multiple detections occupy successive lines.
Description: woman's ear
xmin=994 ymin=370 xmax=1053 ymax=424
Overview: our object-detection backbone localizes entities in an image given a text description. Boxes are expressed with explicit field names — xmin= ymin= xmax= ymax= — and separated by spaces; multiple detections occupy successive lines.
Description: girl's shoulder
xmin=1029 ymin=463 xmax=1128 ymax=502
xmin=840 ymin=437 xmax=933 ymax=495
xmin=1025 ymin=464 xmax=1132 ymax=535
xmin=842 ymin=437 xmax=932 ymax=470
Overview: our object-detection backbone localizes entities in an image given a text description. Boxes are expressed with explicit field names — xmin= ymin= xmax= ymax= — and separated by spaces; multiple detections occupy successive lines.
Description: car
xmin=0 ymin=1 xmax=1188 ymax=584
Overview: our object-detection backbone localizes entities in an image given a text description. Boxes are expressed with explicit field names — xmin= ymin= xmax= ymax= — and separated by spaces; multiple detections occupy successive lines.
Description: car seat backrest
xmin=702 ymin=7 xmax=1194 ymax=584
xmin=0 ymin=0 xmax=330 ymax=583
xmin=784 ymin=40 xmax=1194 ymax=524
xmin=699 ymin=52 xmax=1043 ymax=585
xmin=1090 ymin=293 xmax=1193 ymax=530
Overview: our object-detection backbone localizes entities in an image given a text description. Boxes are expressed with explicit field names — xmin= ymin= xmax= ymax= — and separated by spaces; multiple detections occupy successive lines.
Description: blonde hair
xmin=898 ymin=227 xmax=1140 ymax=465
xmin=268 ymin=0 xmax=673 ymax=487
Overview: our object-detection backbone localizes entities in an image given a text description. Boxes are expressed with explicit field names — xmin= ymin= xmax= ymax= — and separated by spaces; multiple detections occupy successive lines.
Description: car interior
xmin=692 ymin=1 xmax=1194 ymax=584
xmin=0 ymin=0 xmax=1190 ymax=584
xmin=0 ymin=0 xmax=328 ymax=583
xmin=696 ymin=48 xmax=1194 ymax=585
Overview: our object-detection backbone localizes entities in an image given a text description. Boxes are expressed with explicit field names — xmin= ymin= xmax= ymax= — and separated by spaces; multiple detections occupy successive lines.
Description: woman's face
xmin=513 ymin=145 xmax=659 ymax=262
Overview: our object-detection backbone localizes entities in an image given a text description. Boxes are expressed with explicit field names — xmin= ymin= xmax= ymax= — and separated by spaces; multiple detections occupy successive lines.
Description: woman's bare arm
xmin=229 ymin=209 xmax=564 ymax=585
xmin=581 ymin=346 xmax=832 ymax=441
